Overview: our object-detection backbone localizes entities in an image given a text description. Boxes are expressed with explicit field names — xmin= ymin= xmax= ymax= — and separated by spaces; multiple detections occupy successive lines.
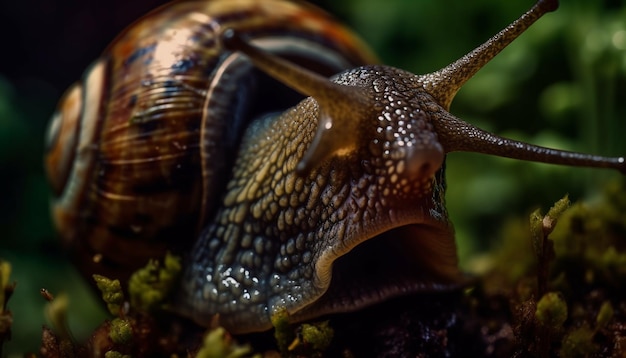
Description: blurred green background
xmin=1 ymin=0 xmax=624 ymax=354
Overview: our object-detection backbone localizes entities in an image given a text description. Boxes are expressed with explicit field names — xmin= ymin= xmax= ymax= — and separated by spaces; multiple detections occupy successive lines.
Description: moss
xmin=104 ymin=351 xmax=131 ymax=358
xmin=560 ymin=324 xmax=597 ymax=357
xmin=297 ymin=321 xmax=334 ymax=352
xmin=0 ymin=260 xmax=14 ymax=352
xmin=595 ymin=301 xmax=613 ymax=329
xmin=0 ymin=260 xmax=11 ymax=313
xmin=558 ymin=300 xmax=614 ymax=357
xmin=12 ymin=180 xmax=626 ymax=356
xmin=195 ymin=327 xmax=255 ymax=358
xmin=547 ymin=184 xmax=626 ymax=296
xmin=43 ymin=293 xmax=74 ymax=342
xmin=535 ymin=292 xmax=567 ymax=329
xmin=93 ymin=275 xmax=125 ymax=316
xmin=269 ymin=308 xmax=334 ymax=357
xmin=270 ymin=307 xmax=293 ymax=354
xmin=269 ymin=310 xmax=335 ymax=357
xmin=127 ymin=252 xmax=181 ymax=313
xmin=29 ymin=181 xmax=624 ymax=356
xmin=109 ymin=318 xmax=133 ymax=345
xmin=531 ymin=195 xmax=570 ymax=296
xmin=483 ymin=179 xmax=626 ymax=356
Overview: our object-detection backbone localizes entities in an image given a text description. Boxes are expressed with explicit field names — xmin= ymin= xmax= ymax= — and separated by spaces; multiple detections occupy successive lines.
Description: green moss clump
xmin=596 ymin=301 xmax=613 ymax=329
xmin=93 ymin=275 xmax=125 ymax=316
xmin=535 ymin=292 xmax=567 ymax=329
xmin=299 ymin=321 xmax=334 ymax=351
xmin=560 ymin=324 xmax=597 ymax=357
xmin=482 ymin=179 xmax=626 ymax=356
xmin=104 ymin=350 xmax=131 ymax=358
xmin=0 ymin=261 xmax=11 ymax=313
xmin=558 ymin=300 xmax=614 ymax=357
xmin=543 ymin=196 xmax=571 ymax=234
xmin=195 ymin=327 xmax=255 ymax=358
xmin=595 ymin=246 xmax=626 ymax=287
xmin=531 ymin=196 xmax=570 ymax=295
xmin=549 ymin=181 xmax=626 ymax=291
xmin=269 ymin=309 xmax=335 ymax=356
xmin=109 ymin=318 xmax=133 ymax=345
xmin=271 ymin=307 xmax=293 ymax=354
xmin=0 ymin=260 xmax=14 ymax=352
xmin=128 ymin=252 xmax=181 ymax=313
xmin=44 ymin=293 xmax=74 ymax=342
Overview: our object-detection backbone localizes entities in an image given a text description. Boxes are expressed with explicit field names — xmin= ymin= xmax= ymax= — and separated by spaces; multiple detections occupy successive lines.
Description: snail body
xmin=45 ymin=0 xmax=625 ymax=333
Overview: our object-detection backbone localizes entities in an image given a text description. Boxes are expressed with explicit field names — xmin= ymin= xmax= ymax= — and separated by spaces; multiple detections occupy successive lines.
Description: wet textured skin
xmin=180 ymin=66 xmax=461 ymax=332
xmin=179 ymin=0 xmax=624 ymax=333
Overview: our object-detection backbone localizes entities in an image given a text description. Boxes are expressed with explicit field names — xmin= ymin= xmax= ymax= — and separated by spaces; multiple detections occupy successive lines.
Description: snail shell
xmin=44 ymin=0 xmax=375 ymax=283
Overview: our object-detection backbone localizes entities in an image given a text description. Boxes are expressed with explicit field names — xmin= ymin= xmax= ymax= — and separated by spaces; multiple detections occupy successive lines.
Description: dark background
xmin=1 ymin=0 xmax=624 ymax=353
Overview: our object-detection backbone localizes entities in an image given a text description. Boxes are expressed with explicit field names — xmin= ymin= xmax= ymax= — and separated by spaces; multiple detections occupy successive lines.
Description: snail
xmin=44 ymin=0 xmax=625 ymax=334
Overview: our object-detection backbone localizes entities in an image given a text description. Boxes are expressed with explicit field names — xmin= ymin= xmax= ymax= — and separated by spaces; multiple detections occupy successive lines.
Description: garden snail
xmin=44 ymin=0 xmax=625 ymax=334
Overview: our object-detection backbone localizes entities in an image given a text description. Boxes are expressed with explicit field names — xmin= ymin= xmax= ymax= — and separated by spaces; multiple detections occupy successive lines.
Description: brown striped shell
xmin=44 ymin=0 xmax=376 ymax=283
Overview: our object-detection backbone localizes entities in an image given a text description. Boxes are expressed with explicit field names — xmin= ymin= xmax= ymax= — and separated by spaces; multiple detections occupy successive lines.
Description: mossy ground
xmin=1 ymin=179 xmax=624 ymax=357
